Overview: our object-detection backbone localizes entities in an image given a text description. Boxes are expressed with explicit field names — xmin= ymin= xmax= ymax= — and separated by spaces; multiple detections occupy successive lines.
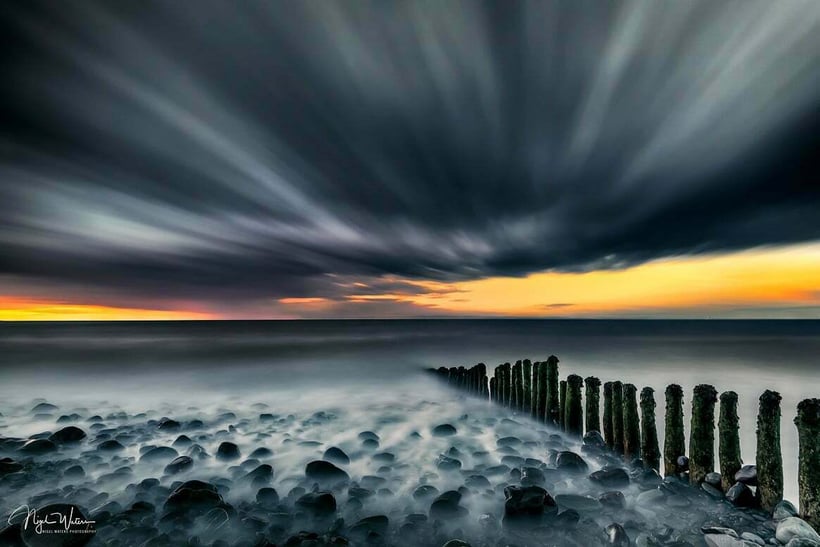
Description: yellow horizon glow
xmin=2 ymin=242 xmax=819 ymax=320
xmin=401 ymin=243 xmax=820 ymax=316
xmin=0 ymin=297 xmax=214 ymax=321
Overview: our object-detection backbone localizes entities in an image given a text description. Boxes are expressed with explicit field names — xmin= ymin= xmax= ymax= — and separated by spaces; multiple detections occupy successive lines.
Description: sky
xmin=1 ymin=1 xmax=819 ymax=320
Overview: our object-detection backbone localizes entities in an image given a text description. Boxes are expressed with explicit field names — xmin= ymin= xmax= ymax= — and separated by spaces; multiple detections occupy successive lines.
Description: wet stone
xmin=555 ymin=451 xmax=588 ymax=473
xmin=589 ymin=467 xmax=630 ymax=488
xmin=305 ymin=460 xmax=350 ymax=485
xmin=256 ymin=487 xmax=279 ymax=506
xmin=436 ymin=455 xmax=462 ymax=471
xmin=430 ymin=490 xmax=466 ymax=519
xmin=606 ymin=523 xmax=630 ymax=546
xmin=774 ymin=500 xmax=799 ymax=521
xmin=164 ymin=456 xmax=193 ymax=475
xmin=725 ymin=482 xmax=756 ymax=508
xmin=98 ymin=439 xmax=124 ymax=451
xmin=140 ymin=446 xmax=178 ymax=462
xmin=598 ymin=491 xmax=626 ymax=510
xmin=555 ymin=494 xmax=602 ymax=512
xmin=413 ymin=485 xmax=439 ymax=500
xmin=776 ymin=517 xmax=820 ymax=544
xmin=19 ymin=439 xmax=57 ymax=455
xmin=48 ymin=426 xmax=87 ymax=444
xmin=215 ymin=441 xmax=240 ymax=461
xmin=323 ymin=446 xmax=350 ymax=465
xmin=296 ymin=491 xmax=337 ymax=517
xmin=734 ymin=465 xmax=758 ymax=486
xmin=432 ymin=424 xmax=457 ymax=437
xmin=503 ymin=485 xmax=557 ymax=519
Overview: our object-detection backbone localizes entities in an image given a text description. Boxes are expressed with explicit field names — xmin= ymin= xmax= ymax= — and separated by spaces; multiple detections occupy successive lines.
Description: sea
xmin=1 ymin=319 xmax=818 ymax=504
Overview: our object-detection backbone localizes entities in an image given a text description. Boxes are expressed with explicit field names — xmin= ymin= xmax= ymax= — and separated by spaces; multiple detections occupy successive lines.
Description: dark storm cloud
xmin=1 ymin=0 xmax=819 ymax=306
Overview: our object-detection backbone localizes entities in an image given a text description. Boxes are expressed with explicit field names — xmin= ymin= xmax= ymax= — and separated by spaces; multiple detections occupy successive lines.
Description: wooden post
xmin=795 ymin=399 xmax=820 ymax=529
xmin=622 ymin=383 xmax=640 ymax=461
xmin=512 ymin=361 xmax=522 ymax=411
xmin=493 ymin=366 xmax=501 ymax=403
xmin=531 ymin=361 xmax=541 ymax=419
xmin=537 ymin=361 xmax=548 ymax=423
xmin=612 ymin=381 xmax=624 ymax=454
xmin=501 ymin=363 xmax=511 ymax=407
xmin=546 ymin=355 xmax=560 ymax=426
xmin=523 ymin=359 xmax=532 ymax=415
xmin=757 ymin=390 xmax=783 ymax=512
xmin=664 ymin=384 xmax=685 ymax=477
xmin=565 ymin=374 xmax=583 ymax=437
xmin=640 ymin=387 xmax=660 ymax=472
xmin=688 ymin=384 xmax=717 ymax=486
xmin=718 ymin=391 xmax=741 ymax=492
xmin=584 ymin=376 xmax=601 ymax=435
xmin=489 ymin=376 xmax=497 ymax=403
xmin=559 ymin=380 xmax=567 ymax=431
xmin=603 ymin=382 xmax=614 ymax=449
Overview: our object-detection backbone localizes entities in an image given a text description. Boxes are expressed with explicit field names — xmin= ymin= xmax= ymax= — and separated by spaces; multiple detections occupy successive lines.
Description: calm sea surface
xmin=1 ymin=319 xmax=818 ymax=502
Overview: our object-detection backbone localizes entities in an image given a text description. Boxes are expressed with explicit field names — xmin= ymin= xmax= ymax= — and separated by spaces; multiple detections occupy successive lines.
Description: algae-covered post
xmin=718 ymin=391 xmax=741 ymax=492
xmin=478 ymin=363 xmax=488 ymax=397
xmin=612 ymin=381 xmax=624 ymax=454
xmin=501 ymin=363 xmax=511 ymax=407
xmin=523 ymin=360 xmax=532 ymax=414
xmin=664 ymin=384 xmax=685 ymax=477
xmin=546 ymin=355 xmax=560 ymax=426
xmin=559 ymin=380 xmax=567 ymax=431
xmin=531 ymin=361 xmax=541 ymax=419
xmin=795 ymin=398 xmax=820 ymax=530
xmin=689 ymin=384 xmax=717 ymax=485
xmin=603 ymin=382 xmax=614 ymax=449
xmin=584 ymin=376 xmax=601 ymax=435
xmin=489 ymin=376 xmax=497 ymax=403
xmin=757 ymin=390 xmax=783 ymax=512
xmin=538 ymin=363 xmax=550 ymax=423
xmin=565 ymin=374 xmax=584 ymax=437
xmin=622 ymin=383 xmax=640 ymax=461
xmin=512 ymin=361 xmax=523 ymax=411
xmin=640 ymin=387 xmax=660 ymax=471
xmin=492 ymin=366 xmax=501 ymax=403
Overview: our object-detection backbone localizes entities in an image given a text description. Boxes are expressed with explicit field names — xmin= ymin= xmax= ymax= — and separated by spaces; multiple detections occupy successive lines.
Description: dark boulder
xmin=555 ymin=451 xmax=588 ymax=473
xmin=48 ymin=426 xmax=86 ymax=444
xmin=240 ymin=464 xmax=273 ymax=487
xmin=305 ymin=460 xmax=350 ymax=485
xmin=215 ymin=442 xmax=240 ymax=461
xmin=598 ymin=491 xmax=626 ymax=510
xmin=164 ymin=456 xmax=193 ymax=475
xmin=432 ymin=424 xmax=457 ymax=437
xmin=0 ymin=458 xmax=23 ymax=476
xmin=503 ymin=485 xmax=557 ymax=519
xmin=157 ymin=418 xmax=181 ymax=431
xmin=18 ymin=439 xmax=57 ymax=455
xmin=350 ymin=515 xmax=389 ymax=538
xmin=323 ymin=446 xmax=350 ymax=465
xmin=430 ymin=490 xmax=466 ymax=519
xmin=295 ymin=491 xmax=337 ymax=517
xmin=734 ymin=464 xmax=758 ymax=486
xmin=164 ymin=480 xmax=224 ymax=513
xmin=436 ymin=454 xmax=462 ymax=471
xmin=139 ymin=446 xmax=178 ymax=462
xmin=606 ymin=523 xmax=630 ymax=546
xmin=589 ymin=467 xmax=630 ymax=488
xmin=97 ymin=440 xmax=124 ymax=452
xmin=725 ymin=482 xmax=756 ymax=507
xmin=256 ymin=487 xmax=279 ymax=507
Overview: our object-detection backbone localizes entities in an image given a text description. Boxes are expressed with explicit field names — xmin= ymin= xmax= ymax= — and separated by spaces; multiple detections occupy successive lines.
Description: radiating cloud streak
xmin=0 ymin=1 xmax=818 ymax=317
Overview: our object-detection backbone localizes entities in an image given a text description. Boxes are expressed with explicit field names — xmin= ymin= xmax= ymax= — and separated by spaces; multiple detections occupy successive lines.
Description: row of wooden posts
xmin=429 ymin=356 xmax=820 ymax=530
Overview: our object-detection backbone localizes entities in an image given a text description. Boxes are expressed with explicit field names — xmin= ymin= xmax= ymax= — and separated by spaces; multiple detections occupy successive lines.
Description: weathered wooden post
xmin=546 ymin=355 xmax=560 ymax=426
xmin=688 ymin=384 xmax=717 ymax=485
xmin=640 ymin=387 xmax=660 ymax=471
xmin=757 ymin=390 xmax=783 ymax=512
xmin=585 ymin=376 xmax=601 ymax=435
xmin=612 ymin=381 xmax=624 ymax=454
xmin=795 ymin=399 xmax=820 ymax=529
xmin=493 ymin=366 xmax=501 ymax=403
xmin=537 ymin=361 xmax=548 ymax=423
xmin=478 ymin=363 xmax=488 ymax=397
xmin=512 ymin=361 xmax=523 ymax=411
xmin=489 ymin=376 xmax=497 ymax=403
xmin=622 ymin=383 xmax=640 ymax=461
xmin=603 ymin=382 xmax=614 ymax=449
xmin=559 ymin=380 xmax=567 ymax=431
xmin=523 ymin=360 xmax=532 ymax=415
xmin=718 ymin=391 xmax=741 ymax=492
xmin=664 ymin=384 xmax=685 ymax=477
xmin=565 ymin=374 xmax=584 ymax=437
xmin=501 ymin=362 xmax=511 ymax=407
xmin=531 ymin=361 xmax=541 ymax=419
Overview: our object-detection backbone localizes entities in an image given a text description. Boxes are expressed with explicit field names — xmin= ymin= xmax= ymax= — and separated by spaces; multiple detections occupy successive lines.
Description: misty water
xmin=0 ymin=319 xmax=818 ymax=545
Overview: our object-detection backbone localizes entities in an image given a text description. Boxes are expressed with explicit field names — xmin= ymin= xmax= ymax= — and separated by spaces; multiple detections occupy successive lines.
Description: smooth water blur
xmin=1 ymin=319 xmax=819 ymax=503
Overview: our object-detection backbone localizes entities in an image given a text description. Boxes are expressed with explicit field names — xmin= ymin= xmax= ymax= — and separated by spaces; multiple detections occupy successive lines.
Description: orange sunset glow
xmin=4 ymin=243 xmax=819 ymax=320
